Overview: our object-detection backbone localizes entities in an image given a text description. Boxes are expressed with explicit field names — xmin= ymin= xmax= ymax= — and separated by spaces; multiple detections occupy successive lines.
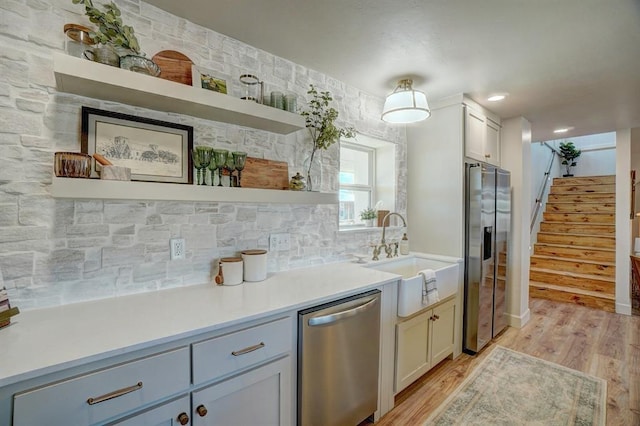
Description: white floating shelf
xmin=53 ymin=52 xmax=305 ymax=134
xmin=51 ymin=177 xmax=338 ymax=204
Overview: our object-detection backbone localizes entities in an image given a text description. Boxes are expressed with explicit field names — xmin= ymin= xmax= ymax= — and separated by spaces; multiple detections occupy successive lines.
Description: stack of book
xmin=0 ymin=287 xmax=19 ymax=329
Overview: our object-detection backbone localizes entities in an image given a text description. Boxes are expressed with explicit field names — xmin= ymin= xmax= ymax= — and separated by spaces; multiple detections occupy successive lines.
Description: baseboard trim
xmin=615 ymin=302 xmax=632 ymax=316
xmin=507 ymin=308 xmax=531 ymax=328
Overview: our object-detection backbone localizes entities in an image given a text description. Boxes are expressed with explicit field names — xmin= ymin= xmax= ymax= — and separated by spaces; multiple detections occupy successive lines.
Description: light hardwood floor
xmin=375 ymin=298 xmax=640 ymax=425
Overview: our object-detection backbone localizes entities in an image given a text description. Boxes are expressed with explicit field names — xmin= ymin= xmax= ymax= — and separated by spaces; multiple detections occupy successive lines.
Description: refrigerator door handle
xmin=483 ymin=226 xmax=493 ymax=261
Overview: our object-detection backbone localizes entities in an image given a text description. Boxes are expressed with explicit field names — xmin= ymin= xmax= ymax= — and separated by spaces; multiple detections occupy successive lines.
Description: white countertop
xmin=0 ymin=262 xmax=399 ymax=388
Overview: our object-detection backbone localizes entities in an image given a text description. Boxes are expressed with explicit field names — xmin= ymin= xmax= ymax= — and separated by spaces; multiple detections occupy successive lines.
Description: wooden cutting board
xmin=230 ymin=157 xmax=290 ymax=190
xmin=151 ymin=50 xmax=194 ymax=85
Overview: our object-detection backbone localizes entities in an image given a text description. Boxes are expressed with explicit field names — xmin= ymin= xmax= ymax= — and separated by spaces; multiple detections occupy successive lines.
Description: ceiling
xmin=144 ymin=0 xmax=640 ymax=142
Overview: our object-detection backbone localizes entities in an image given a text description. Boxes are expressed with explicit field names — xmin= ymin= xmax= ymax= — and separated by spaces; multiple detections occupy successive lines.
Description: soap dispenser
xmin=399 ymin=233 xmax=409 ymax=255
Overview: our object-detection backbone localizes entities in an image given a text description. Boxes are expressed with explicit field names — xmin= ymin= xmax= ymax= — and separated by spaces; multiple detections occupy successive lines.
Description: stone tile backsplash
xmin=0 ymin=0 xmax=406 ymax=309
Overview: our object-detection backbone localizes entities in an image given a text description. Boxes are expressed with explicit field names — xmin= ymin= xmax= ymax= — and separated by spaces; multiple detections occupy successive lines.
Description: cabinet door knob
xmin=177 ymin=412 xmax=189 ymax=425
xmin=197 ymin=404 xmax=208 ymax=417
xmin=429 ymin=316 xmax=434 ymax=321
xmin=484 ymin=154 xmax=491 ymax=158
xmin=434 ymin=314 xmax=440 ymax=320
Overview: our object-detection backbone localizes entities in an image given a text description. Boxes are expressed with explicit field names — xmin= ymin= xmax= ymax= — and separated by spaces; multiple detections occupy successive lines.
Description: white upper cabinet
xmin=485 ymin=118 xmax=501 ymax=165
xmin=464 ymin=105 xmax=501 ymax=166
xmin=464 ymin=106 xmax=487 ymax=162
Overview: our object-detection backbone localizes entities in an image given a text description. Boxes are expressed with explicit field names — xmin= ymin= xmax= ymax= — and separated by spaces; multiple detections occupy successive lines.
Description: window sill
xmin=338 ymin=225 xmax=403 ymax=233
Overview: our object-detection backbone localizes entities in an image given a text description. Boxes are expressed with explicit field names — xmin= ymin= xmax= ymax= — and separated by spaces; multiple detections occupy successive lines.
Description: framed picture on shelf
xmin=81 ymin=107 xmax=194 ymax=184
xmin=191 ymin=65 xmax=228 ymax=94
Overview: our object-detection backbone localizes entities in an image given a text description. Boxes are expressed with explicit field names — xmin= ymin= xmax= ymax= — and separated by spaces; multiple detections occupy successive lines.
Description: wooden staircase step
xmin=550 ymin=184 xmax=615 ymax=194
xmin=529 ymin=282 xmax=616 ymax=313
xmin=539 ymin=222 xmax=615 ymax=235
xmin=533 ymin=243 xmax=616 ymax=262
xmin=537 ymin=232 xmax=616 ymax=249
xmin=542 ymin=212 xmax=614 ymax=224
xmin=552 ymin=175 xmax=615 ymax=186
xmin=529 ymin=267 xmax=615 ymax=293
xmin=545 ymin=203 xmax=615 ymax=213
xmin=531 ymin=174 xmax=617 ymax=314
xmin=530 ymin=255 xmax=615 ymax=277
xmin=548 ymin=193 xmax=615 ymax=203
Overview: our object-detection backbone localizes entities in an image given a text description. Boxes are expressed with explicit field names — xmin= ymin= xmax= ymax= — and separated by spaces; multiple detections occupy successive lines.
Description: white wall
xmin=0 ymin=0 xmax=406 ymax=309
xmin=549 ymin=132 xmax=616 ymax=177
xmin=632 ymin=131 xmax=640 ymax=216
xmin=615 ymin=129 xmax=633 ymax=314
xmin=501 ymin=117 xmax=532 ymax=328
xmin=406 ymin=103 xmax=465 ymax=257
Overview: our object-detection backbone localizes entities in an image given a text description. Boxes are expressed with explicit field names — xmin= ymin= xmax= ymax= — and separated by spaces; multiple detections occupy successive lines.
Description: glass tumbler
xmin=284 ymin=94 xmax=297 ymax=112
xmin=270 ymin=91 xmax=284 ymax=109
xmin=64 ymin=23 xmax=95 ymax=58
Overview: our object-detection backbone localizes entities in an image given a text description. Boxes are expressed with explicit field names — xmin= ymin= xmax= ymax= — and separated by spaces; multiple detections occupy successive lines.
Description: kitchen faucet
xmin=372 ymin=212 xmax=407 ymax=261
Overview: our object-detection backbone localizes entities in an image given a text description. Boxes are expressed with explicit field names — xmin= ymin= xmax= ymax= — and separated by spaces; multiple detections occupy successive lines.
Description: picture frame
xmin=81 ymin=107 xmax=194 ymax=184
xmin=191 ymin=65 xmax=228 ymax=94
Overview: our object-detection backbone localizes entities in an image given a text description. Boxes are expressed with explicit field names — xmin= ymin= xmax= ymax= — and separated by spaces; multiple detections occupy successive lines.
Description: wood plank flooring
xmin=374 ymin=298 xmax=640 ymax=426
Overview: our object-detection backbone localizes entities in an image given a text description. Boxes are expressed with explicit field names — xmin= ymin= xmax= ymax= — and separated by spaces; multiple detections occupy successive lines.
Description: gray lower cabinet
xmin=9 ymin=315 xmax=294 ymax=426
xmin=191 ymin=356 xmax=292 ymax=426
xmin=12 ymin=348 xmax=191 ymax=426
xmin=108 ymin=395 xmax=191 ymax=426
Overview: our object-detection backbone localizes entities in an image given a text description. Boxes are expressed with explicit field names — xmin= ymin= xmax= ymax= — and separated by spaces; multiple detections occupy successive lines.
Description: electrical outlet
xmin=170 ymin=238 xmax=186 ymax=260
xmin=269 ymin=233 xmax=290 ymax=251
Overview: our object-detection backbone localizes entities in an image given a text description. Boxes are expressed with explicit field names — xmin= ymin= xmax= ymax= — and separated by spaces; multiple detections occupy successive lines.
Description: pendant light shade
xmin=381 ymin=79 xmax=431 ymax=124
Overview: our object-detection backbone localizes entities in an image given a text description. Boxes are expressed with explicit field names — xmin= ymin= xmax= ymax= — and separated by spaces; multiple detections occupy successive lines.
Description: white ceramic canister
xmin=241 ymin=249 xmax=268 ymax=282
xmin=216 ymin=257 xmax=243 ymax=286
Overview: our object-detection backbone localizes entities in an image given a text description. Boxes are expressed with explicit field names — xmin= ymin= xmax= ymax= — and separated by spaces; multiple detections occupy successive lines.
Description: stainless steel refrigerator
xmin=463 ymin=163 xmax=511 ymax=354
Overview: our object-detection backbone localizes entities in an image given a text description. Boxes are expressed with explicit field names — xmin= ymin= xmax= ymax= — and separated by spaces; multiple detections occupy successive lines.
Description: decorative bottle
xmin=399 ymin=233 xmax=410 ymax=255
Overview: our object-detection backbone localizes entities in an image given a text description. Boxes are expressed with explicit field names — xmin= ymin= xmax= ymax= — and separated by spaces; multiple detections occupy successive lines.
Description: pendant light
xmin=381 ymin=79 xmax=430 ymax=124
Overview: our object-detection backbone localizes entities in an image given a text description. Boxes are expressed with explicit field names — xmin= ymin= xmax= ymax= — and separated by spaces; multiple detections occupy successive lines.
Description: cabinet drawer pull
xmin=177 ymin=412 xmax=190 ymax=425
xmin=86 ymin=381 xmax=143 ymax=405
xmin=196 ymin=404 xmax=208 ymax=417
xmin=484 ymin=153 xmax=491 ymax=158
xmin=231 ymin=342 xmax=265 ymax=356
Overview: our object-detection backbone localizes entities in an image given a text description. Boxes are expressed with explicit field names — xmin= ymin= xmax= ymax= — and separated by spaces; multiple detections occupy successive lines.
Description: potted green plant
xmin=300 ymin=84 xmax=356 ymax=191
xmin=558 ymin=141 xmax=581 ymax=177
xmin=360 ymin=208 xmax=377 ymax=227
xmin=72 ymin=0 xmax=141 ymax=55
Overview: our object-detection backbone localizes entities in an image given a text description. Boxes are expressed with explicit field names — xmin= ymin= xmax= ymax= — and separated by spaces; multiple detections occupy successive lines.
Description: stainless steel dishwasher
xmin=298 ymin=289 xmax=381 ymax=426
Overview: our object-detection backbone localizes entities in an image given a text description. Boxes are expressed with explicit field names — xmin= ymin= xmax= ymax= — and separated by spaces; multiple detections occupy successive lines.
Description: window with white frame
xmin=339 ymin=142 xmax=374 ymax=226
xmin=339 ymin=136 xmax=396 ymax=228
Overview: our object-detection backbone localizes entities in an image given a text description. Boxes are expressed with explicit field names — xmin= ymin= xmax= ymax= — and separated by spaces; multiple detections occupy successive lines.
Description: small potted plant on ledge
xmin=360 ymin=208 xmax=377 ymax=227
xmin=72 ymin=0 xmax=160 ymax=76
xmin=559 ymin=141 xmax=581 ymax=177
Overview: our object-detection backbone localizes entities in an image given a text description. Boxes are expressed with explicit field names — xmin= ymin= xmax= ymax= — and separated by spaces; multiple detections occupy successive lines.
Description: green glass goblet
xmin=192 ymin=148 xmax=203 ymax=185
xmin=232 ymin=152 xmax=247 ymax=188
xmin=224 ymin=156 xmax=236 ymax=187
xmin=194 ymin=146 xmax=213 ymax=185
xmin=207 ymin=154 xmax=218 ymax=186
xmin=213 ymin=149 xmax=229 ymax=187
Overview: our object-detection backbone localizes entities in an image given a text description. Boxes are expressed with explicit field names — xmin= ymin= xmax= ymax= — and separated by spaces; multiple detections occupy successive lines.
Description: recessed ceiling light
xmin=487 ymin=94 xmax=506 ymax=102
xmin=553 ymin=127 xmax=574 ymax=134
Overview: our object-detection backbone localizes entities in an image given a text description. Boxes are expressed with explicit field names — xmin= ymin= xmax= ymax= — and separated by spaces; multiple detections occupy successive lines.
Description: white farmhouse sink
xmin=365 ymin=254 xmax=461 ymax=317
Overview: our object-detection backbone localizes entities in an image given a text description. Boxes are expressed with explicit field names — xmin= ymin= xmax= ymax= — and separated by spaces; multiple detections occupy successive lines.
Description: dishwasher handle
xmin=308 ymin=295 xmax=379 ymax=326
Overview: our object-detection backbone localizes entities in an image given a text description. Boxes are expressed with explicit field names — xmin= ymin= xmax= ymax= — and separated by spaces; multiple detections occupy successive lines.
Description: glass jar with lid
xmin=63 ymin=23 xmax=96 ymax=58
